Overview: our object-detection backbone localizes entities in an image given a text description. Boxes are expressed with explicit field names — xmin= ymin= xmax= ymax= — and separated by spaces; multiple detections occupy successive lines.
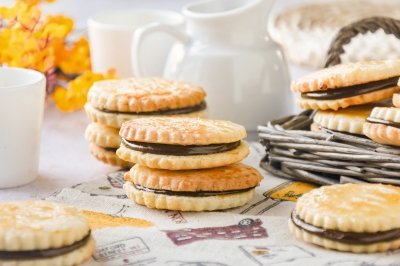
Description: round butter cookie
xmin=85 ymin=77 xmax=208 ymax=128
xmin=85 ymin=123 xmax=133 ymax=168
xmin=124 ymin=163 xmax=262 ymax=211
xmin=313 ymin=104 xmax=377 ymax=135
xmin=291 ymin=60 xmax=400 ymax=110
xmin=289 ymin=183 xmax=400 ymax=253
xmin=363 ymin=107 xmax=400 ymax=146
xmin=85 ymin=122 xmax=121 ymax=148
xmin=0 ymin=200 xmax=95 ymax=265
xmin=117 ymin=117 xmax=249 ymax=170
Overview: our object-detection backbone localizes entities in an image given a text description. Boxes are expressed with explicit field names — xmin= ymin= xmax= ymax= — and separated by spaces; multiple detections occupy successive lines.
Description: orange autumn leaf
xmin=58 ymin=37 xmax=91 ymax=74
xmin=53 ymin=71 xmax=116 ymax=112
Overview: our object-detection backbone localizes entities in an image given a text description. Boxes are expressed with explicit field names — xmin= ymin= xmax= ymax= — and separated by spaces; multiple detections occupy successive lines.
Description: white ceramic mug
xmin=88 ymin=9 xmax=184 ymax=78
xmin=0 ymin=67 xmax=45 ymax=188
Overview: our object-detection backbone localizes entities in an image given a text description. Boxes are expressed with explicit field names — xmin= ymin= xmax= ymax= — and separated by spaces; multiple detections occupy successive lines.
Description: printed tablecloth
xmin=47 ymin=143 xmax=400 ymax=266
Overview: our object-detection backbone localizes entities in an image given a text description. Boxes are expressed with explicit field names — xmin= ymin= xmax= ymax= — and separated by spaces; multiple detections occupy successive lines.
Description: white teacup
xmin=0 ymin=67 xmax=45 ymax=188
xmin=88 ymin=9 xmax=184 ymax=78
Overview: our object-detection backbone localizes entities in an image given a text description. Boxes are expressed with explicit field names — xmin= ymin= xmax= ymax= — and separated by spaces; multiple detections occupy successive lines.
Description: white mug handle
xmin=132 ymin=22 xmax=190 ymax=77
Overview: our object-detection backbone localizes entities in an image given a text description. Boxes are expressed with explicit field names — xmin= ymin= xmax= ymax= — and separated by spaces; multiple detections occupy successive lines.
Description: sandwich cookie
xmin=124 ymin=163 xmax=262 ymax=211
xmin=291 ymin=60 xmax=400 ymax=110
xmin=363 ymin=106 xmax=400 ymax=146
xmin=85 ymin=77 xmax=207 ymax=128
xmin=313 ymin=104 xmax=381 ymax=135
xmin=0 ymin=200 xmax=94 ymax=265
xmin=117 ymin=117 xmax=249 ymax=170
xmin=289 ymin=183 xmax=400 ymax=253
xmin=85 ymin=123 xmax=133 ymax=168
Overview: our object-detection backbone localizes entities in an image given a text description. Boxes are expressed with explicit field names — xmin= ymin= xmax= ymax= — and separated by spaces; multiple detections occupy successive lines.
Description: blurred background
xmin=0 ymin=0 xmax=295 ymax=28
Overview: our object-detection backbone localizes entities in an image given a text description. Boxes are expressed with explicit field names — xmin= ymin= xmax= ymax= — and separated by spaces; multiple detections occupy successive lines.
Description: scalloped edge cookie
xmin=119 ymin=117 xmax=247 ymax=145
xmin=363 ymin=122 xmax=400 ymax=146
xmin=117 ymin=141 xmax=249 ymax=170
xmin=88 ymin=77 xmax=206 ymax=112
xmin=291 ymin=60 xmax=400 ymax=93
xmin=89 ymin=143 xmax=133 ymax=169
xmin=313 ymin=105 xmax=374 ymax=134
xmin=295 ymin=183 xmax=400 ymax=232
xmin=123 ymin=181 xmax=255 ymax=211
xmin=0 ymin=201 xmax=90 ymax=251
xmin=85 ymin=103 xmax=208 ymax=129
xmin=85 ymin=122 xmax=120 ymax=148
xmin=369 ymin=107 xmax=400 ymax=122
xmin=298 ymin=86 xmax=400 ymax=110
xmin=128 ymin=163 xmax=262 ymax=192
xmin=289 ymin=220 xmax=400 ymax=253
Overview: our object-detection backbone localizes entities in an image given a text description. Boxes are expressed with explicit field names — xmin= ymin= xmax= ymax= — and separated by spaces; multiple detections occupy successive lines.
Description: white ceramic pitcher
xmin=132 ymin=0 xmax=291 ymax=130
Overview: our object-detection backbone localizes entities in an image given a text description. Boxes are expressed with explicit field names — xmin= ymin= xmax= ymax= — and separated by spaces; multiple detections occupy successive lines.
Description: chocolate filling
xmin=122 ymin=139 xmax=241 ymax=156
xmin=367 ymin=117 xmax=400 ymax=129
xmin=134 ymin=184 xmax=254 ymax=197
xmin=98 ymin=101 xmax=207 ymax=115
xmin=291 ymin=211 xmax=400 ymax=244
xmin=104 ymin=147 xmax=117 ymax=152
xmin=301 ymin=76 xmax=399 ymax=100
xmin=0 ymin=231 xmax=91 ymax=260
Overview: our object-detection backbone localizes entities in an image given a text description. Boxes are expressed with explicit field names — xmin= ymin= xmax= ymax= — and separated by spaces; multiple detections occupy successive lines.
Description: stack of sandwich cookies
xmin=84 ymin=77 xmax=207 ymax=168
xmin=292 ymin=60 xmax=400 ymax=110
xmin=0 ymin=200 xmax=94 ymax=265
xmin=289 ymin=183 xmax=400 ymax=253
xmin=85 ymin=77 xmax=207 ymax=128
xmin=124 ymin=163 xmax=262 ymax=211
xmin=118 ymin=117 xmax=262 ymax=211
xmin=117 ymin=117 xmax=249 ymax=170
xmin=312 ymin=104 xmax=384 ymax=135
xmin=85 ymin=123 xmax=133 ymax=168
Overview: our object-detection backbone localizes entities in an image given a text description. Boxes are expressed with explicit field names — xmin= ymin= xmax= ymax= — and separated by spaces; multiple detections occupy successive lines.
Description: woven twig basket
xmin=259 ymin=17 xmax=400 ymax=186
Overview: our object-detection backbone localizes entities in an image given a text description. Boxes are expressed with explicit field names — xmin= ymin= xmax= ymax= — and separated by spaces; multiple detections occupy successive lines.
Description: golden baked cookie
xmin=313 ymin=104 xmax=376 ymax=135
xmin=124 ymin=163 xmax=262 ymax=211
xmin=87 ymin=77 xmax=207 ymax=111
xmin=289 ymin=183 xmax=400 ymax=253
xmin=85 ymin=122 xmax=121 ymax=148
xmin=0 ymin=200 xmax=95 ymax=265
xmin=85 ymin=77 xmax=208 ymax=127
xmin=291 ymin=60 xmax=400 ymax=110
xmin=89 ymin=143 xmax=133 ymax=169
xmin=117 ymin=141 xmax=249 ymax=170
xmin=117 ymin=117 xmax=249 ymax=169
xmin=130 ymin=163 xmax=262 ymax=191
xmin=363 ymin=107 xmax=400 ymax=146
xmin=119 ymin=117 xmax=246 ymax=145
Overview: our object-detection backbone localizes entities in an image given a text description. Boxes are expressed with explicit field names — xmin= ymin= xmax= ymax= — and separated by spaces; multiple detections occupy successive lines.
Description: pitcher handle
xmin=132 ymin=22 xmax=190 ymax=77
